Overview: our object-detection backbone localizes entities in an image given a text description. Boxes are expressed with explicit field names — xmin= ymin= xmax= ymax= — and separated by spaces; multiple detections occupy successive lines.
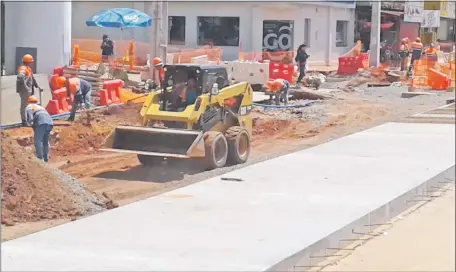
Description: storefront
xmin=438 ymin=1 xmax=455 ymax=42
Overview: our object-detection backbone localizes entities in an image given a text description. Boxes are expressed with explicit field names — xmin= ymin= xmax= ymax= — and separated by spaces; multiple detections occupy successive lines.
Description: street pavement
xmin=1 ymin=122 xmax=454 ymax=271
xmin=1 ymin=74 xmax=53 ymax=125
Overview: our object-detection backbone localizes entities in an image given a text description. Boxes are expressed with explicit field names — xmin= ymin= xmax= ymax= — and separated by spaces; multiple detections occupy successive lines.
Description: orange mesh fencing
xmin=239 ymin=51 xmax=295 ymax=64
xmin=168 ymin=47 xmax=222 ymax=64
xmin=72 ymin=39 xmax=222 ymax=66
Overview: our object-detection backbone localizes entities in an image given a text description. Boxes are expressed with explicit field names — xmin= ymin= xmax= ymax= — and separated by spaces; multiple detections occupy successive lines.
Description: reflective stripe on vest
xmin=17 ymin=65 xmax=32 ymax=77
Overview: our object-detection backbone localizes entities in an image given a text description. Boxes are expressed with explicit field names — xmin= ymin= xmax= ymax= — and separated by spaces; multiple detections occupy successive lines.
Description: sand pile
xmin=1 ymin=132 xmax=106 ymax=225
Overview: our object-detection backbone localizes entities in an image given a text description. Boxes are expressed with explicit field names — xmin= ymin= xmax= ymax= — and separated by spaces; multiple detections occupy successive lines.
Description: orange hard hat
xmin=56 ymin=76 xmax=67 ymax=88
xmin=271 ymin=81 xmax=282 ymax=92
xmin=152 ymin=57 xmax=163 ymax=67
xmin=28 ymin=95 xmax=38 ymax=103
xmin=415 ymin=37 xmax=421 ymax=42
xmin=23 ymin=54 xmax=34 ymax=63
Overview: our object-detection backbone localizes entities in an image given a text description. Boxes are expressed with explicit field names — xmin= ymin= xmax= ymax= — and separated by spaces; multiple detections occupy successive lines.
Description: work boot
xmin=21 ymin=120 xmax=27 ymax=127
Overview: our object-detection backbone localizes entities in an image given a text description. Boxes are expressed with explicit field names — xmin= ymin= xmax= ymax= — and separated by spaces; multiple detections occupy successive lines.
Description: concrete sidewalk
xmin=0 ymin=74 xmax=52 ymax=125
xmin=1 ymin=122 xmax=455 ymax=271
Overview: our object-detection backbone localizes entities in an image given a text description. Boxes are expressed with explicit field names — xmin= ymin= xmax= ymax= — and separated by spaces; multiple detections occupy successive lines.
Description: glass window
xmin=262 ymin=20 xmax=294 ymax=52
xmin=197 ymin=17 xmax=240 ymax=46
xmin=304 ymin=18 xmax=311 ymax=47
xmin=168 ymin=16 xmax=186 ymax=45
xmin=336 ymin=20 xmax=348 ymax=47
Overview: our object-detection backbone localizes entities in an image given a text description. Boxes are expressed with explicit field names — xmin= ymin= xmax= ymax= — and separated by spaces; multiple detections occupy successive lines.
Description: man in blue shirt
xmin=25 ymin=95 xmax=54 ymax=162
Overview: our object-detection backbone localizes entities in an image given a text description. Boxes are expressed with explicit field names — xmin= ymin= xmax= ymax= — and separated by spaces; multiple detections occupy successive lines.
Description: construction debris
xmin=1 ymin=131 xmax=106 ymax=224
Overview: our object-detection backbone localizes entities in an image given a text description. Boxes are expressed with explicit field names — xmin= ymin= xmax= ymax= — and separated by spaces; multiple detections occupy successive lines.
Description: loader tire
xmin=204 ymin=131 xmax=228 ymax=170
xmin=226 ymin=126 xmax=250 ymax=165
xmin=137 ymin=155 xmax=163 ymax=167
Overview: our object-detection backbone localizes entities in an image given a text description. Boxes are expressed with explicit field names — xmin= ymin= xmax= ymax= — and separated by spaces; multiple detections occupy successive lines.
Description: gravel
xmin=41 ymin=161 xmax=106 ymax=216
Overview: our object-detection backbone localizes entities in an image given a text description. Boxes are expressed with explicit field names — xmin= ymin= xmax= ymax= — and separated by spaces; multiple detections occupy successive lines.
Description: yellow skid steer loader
xmin=101 ymin=64 xmax=253 ymax=169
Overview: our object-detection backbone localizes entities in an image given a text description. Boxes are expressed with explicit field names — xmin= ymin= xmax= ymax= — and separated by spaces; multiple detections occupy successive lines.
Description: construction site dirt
xmin=2 ymin=86 xmax=454 ymax=241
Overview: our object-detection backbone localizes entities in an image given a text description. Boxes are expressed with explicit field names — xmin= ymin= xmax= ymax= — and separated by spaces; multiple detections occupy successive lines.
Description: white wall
xmin=72 ymin=1 xmax=151 ymax=42
xmin=4 ymin=2 xmax=72 ymax=75
xmin=68 ymin=2 xmax=354 ymax=63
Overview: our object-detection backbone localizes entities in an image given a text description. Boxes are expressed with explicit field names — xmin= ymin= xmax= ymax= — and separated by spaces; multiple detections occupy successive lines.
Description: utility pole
xmin=369 ymin=0 xmax=381 ymax=67
xmin=149 ymin=1 xmax=168 ymax=82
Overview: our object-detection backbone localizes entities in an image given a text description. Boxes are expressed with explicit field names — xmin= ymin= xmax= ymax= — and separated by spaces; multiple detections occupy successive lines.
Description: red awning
xmin=363 ymin=22 xmax=395 ymax=30
xmin=381 ymin=10 xmax=404 ymax=17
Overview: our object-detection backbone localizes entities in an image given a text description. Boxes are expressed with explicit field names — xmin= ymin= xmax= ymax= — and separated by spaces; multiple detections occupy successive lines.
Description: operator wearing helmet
xmin=17 ymin=54 xmax=43 ymax=126
xmin=25 ymin=95 xmax=54 ymax=162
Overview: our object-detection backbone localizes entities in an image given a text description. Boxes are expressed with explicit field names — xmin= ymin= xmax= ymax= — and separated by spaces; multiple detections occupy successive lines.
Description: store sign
xmin=404 ymin=0 xmax=424 ymax=23
xmin=440 ymin=0 xmax=456 ymax=19
xmin=422 ymin=10 xmax=440 ymax=28
xmin=262 ymin=21 xmax=293 ymax=52
xmin=381 ymin=2 xmax=405 ymax=11
xmin=423 ymin=1 xmax=440 ymax=10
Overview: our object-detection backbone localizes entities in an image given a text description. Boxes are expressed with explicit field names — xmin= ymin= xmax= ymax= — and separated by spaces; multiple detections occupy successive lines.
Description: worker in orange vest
xmin=152 ymin=57 xmax=165 ymax=88
xmin=16 ymin=54 xmax=43 ymax=126
xmin=266 ymin=78 xmax=290 ymax=105
xmin=399 ymin=38 xmax=410 ymax=71
xmin=65 ymin=77 xmax=93 ymax=121
xmin=425 ymin=43 xmax=438 ymax=63
xmin=408 ymin=37 xmax=424 ymax=74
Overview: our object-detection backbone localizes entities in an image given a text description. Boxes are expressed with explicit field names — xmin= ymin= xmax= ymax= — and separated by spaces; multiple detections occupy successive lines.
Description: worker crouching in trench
xmin=56 ymin=76 xmax=93 ymax=121
xmin=262 ymin=78 xmax=290 ymax=105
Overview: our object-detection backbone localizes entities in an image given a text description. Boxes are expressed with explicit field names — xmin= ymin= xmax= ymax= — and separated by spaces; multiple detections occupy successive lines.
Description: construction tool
xmin=101 ymin=64 xmax=253 ymax=170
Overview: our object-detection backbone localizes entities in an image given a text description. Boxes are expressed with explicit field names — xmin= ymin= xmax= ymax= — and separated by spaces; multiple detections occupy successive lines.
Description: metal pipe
xmin=1 ymin=103 xmax=123 ymax=130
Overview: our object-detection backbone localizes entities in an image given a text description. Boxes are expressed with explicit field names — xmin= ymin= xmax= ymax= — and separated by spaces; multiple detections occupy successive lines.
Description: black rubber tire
xmin=225 ymin=126 xmax=251 ymax=165
xmin=137 ymin=155 xmax=163 ymax=167
xmin=204 ymin=131 xmax=228 ymax=170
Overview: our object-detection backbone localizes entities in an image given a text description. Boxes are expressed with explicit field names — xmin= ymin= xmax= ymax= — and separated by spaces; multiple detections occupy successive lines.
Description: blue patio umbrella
xmin=86 ymin=8 xmax=152 ymax=29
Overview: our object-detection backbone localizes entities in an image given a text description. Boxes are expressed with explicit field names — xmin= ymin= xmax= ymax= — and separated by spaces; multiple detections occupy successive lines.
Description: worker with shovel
xmin=17 ymin=54 xmax=43 ymax=126
xmin=25 ymin=95 xmax=54 ymax=162
xmin=263 ymin=78 xmax=290 ymax=105
xmin=65 ymin=77 xmax=93 ymax=121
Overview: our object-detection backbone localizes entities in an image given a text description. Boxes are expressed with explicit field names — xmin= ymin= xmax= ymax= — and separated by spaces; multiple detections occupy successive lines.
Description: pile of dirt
xmin=1 ymin=132 xmax=106 ymax=225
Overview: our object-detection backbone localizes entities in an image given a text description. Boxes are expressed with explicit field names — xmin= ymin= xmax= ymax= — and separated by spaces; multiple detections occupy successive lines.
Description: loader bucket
xmin=100 ymin=125 xmax=206 ymax=158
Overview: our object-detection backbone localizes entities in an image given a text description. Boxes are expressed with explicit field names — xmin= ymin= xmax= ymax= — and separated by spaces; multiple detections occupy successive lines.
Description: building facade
xmin=1 ymin=1 xmax=355 ymax=75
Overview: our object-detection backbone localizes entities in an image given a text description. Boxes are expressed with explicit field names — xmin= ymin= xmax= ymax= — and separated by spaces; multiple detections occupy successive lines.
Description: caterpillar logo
xmin=239 ymin=105 xmax=253 ymax=116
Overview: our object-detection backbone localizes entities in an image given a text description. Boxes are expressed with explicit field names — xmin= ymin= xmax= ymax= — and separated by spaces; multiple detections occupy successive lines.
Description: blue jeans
xmin=34 ymin=124 xmax=53 ymax=162
xmin=68 ymin=90 xmax=92 ymax=121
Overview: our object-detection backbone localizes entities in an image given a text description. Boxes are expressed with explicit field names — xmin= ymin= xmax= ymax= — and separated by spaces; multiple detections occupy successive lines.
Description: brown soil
xmin=1 ymin=132 xmax=81 ymax=224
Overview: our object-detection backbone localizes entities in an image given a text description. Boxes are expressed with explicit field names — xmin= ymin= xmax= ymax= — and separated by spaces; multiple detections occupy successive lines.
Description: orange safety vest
xmin=68 ymin=78 xmax=81 ymax=94
xmin=425 ymin=48 xmax=438 ymax=61
xmin=159 ymin=68 xmax=165 ymax=83
xmin=17 ymin=65 xmax=32 ymax=77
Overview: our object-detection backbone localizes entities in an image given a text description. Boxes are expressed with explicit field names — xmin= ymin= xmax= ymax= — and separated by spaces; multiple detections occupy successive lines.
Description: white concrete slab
xmin=2 ymin=122 xmax=455 ymax=271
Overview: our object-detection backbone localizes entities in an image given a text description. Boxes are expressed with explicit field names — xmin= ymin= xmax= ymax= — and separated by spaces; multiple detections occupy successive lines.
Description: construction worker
xmin=17 ymin=54 xmax=43 ymax=126
xmin=178 ymin=77 xmax=198 ymax=107
xmin=25 ymin=95 xmax=54 ymax=162
xmin=152 ymin=57 xmax=165 ymax=88
xmin=399 ymin=38 xmax=410 ymax=71
xmin=270 ymin=78 xmax=290 ymax=105
xmin=425 ymin=43 xmax=438 ymax=63
xmin=408 ymin=37 xmax=424 ymax=75
xmin=65 ymin=77 xmax=92 ymax=121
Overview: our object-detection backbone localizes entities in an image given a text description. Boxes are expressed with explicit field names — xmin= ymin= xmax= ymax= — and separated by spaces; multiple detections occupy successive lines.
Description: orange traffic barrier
xmin=102 ymin=80 xmax=123 ymax=105
xmin=99 ymin=89 xmax=111 ymax=106
xmin=269 ymin=62 xmax=293 ymax=83
xmin=428 ymin=68 xmax=450 ymax=90
xmin=45 ymin=100 xmax=61 ymax=115
xmin=54 ymin=88 xmax=71 ymax=113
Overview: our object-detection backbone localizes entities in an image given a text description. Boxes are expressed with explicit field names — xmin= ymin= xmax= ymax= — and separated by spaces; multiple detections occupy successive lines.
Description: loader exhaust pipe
xmin=100 ymin=125 xmax=206 ymax=158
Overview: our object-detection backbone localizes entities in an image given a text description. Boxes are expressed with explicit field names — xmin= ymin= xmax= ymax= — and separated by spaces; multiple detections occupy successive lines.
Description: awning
xmin=381 ymin=10 xmax=403 ymax=17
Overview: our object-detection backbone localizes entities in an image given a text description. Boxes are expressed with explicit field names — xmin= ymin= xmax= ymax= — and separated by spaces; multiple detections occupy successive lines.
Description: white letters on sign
xmin=263 ymin=26 xmax=293 ymax=51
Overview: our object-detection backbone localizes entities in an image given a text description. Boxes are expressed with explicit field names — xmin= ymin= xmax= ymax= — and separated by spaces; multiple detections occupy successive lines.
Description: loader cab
xmin=162 ymin=64 xmax=229 ymax=111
